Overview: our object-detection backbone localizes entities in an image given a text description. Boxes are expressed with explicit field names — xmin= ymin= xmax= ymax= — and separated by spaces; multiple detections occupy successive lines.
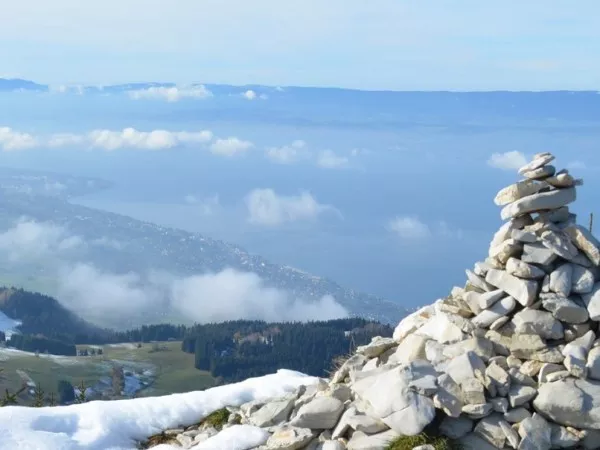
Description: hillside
xmin=0 ymin=173 xmax=406 ymax=326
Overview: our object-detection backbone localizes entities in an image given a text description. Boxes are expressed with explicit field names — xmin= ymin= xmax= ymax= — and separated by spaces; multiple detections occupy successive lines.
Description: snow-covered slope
xmin=0 ymin=369 xmax=318 ymax=450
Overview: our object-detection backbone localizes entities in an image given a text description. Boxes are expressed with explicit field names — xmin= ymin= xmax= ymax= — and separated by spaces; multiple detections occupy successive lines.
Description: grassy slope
xmin=0 ymin=341 xmax=214 ymax=401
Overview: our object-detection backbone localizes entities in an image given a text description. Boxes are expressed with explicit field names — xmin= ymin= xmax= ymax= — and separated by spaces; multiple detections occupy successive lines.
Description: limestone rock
xmin=518 ymin=414 xmax=552 ymax=450
xmin=485 ymin=269 xmax=538 ymax=307
xmin=489 ymin=215 xmax=534 ymax=250
xmin=564 ymin=224 xmax=600 ymax=265
xmin=540 ymin=229 xmax=579 ymax=260
xmin=549 ymin=264 xmax=574 ymax=297
xmin=534 ymin=379 xmax=600 ymax=429
xmin=572 ymin=265 xmax=595 ymax=294
xmin=518 ymin=153 xmax=555 ymax=174
xmin=473 ymin=414 xmax=506 ymax=448
xmin=494 ymin=180 xmax=546 ymax=206
xmin=583 ymin=283 xmax=600 ymax=321
xmin=439 ymin=416 xmax=473 ymax=439
xmin=521 ymin=242 xmax=558 ymax=266
xmin=505 ymin=257 xmax=545 ymax=279
xmin=587 ymin=347 xmax=600 ymax=381
xmin=346 ymin=430 xmax=400 ymax=450
xmin=472 ymin=296 xmax=516 ymax=328
xmin=501 ymin=187 xmax=576 ymax=220
xmin=356 ymin=337 xmax=396 ymax=358
xmin=512 ymin=309 xmax=564 ymax=340
xmin=521 ymin=164 xmax=556 ymax=180
xmin=250 ymin=397 xmax=296 ymax=427
xmin=489 ymin=239 xmax=523 ymax=264
xmin=265 ymin=426 xmax=316 ymax=450
xmin=389 ymin=333 xmax=428 ymax=365
xmin=541 ymin=293 xmax=589 ymax=324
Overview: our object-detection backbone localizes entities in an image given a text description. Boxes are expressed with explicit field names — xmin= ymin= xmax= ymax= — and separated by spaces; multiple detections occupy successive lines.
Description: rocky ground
xmin=143 ymin=152 xmax=600 ymax=449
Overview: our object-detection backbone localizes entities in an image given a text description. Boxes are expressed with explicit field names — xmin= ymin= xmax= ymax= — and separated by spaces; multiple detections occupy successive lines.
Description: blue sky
xmin=2 ymin=0 xmax=600 ymax=90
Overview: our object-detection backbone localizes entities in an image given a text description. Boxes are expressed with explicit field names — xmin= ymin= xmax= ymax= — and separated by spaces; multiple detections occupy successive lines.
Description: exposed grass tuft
xmin=201 ymin=408 xmax=230 ymax=429
xmin=386 ymin=433 xmax=460 ymax=450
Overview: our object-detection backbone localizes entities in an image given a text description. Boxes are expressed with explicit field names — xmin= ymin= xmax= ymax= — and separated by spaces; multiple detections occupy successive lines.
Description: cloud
xmin=0 ymin=218 xmax=83 ymax=262
xmin=170 ymin=269 xmax=347 ymax=323
xmin=241 ymin=90 xmax=268 ymax=100
xmin=0 ymin=127 xmax=38 ymax=151
xmin=265 ymin=140 xmax=307 ymax=164
xmin=316 ymin=150 xmax=350 ymax=169
xmin=386 ymin=216 xmax=463 ymax=241
xmin=47 ymin=128 xmax=213 ymax=151
xmin=245 ymin=188 xmax=337 ymax=226
xmin=386 ymin=216 xmax=431 ymax=240
xmin=209 ymin=137 xmax=254 ymax=156
xmin=487 ymin=151 xmax=528 ymax=170
xmin=128 ymin=85 xmax=213 ymax=102
xmin=0 ymin=219 xmax=347 ymax=327
xmin=184 ymin=194 xmax=220 ymax=215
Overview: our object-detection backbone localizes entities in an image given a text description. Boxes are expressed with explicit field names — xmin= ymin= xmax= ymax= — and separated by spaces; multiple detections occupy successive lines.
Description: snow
xmin=0 ymin=369 xmax=318 ymax=450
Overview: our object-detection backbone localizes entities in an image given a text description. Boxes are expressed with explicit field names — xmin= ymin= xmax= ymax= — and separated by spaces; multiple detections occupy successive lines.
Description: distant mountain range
xmin=3 ymin=77 xmax=600 ymax=125
xmin=0 ymin=169 xmax=407 ymax=326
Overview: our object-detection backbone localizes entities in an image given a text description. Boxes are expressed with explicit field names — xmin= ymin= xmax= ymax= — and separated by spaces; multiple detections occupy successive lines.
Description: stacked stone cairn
xmin=157 ymin=152 xmax=600 ymax=449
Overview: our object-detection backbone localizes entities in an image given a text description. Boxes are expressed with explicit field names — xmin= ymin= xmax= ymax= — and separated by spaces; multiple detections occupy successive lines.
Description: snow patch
xmin=0 ymin=369 xmax=317 ymax=450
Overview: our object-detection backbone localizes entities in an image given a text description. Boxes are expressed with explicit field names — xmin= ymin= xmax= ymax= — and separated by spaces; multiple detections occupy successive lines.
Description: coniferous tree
xmin=32 ymin=384 xmax=45 ymax=407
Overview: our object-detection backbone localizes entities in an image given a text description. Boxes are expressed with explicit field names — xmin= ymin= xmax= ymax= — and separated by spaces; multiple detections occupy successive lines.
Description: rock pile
xmin=156 ymin=153 xmax=600 ymax=449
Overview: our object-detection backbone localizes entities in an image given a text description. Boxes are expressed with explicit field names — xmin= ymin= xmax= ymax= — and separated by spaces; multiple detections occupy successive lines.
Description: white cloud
xmin=47 ymin=128 xmax=213 ymax=151
xmin=184 ymin=194 xmax=220 ymax=215
xmin=128 ymin=85 xmax=213 ymax=102
xmin=245 ymin=188 xmax=336 ymax=227
xmin=242 ymin=90 xmax=257 ymax=100
xmin=170 ymin=269 xmax=347 ymax=323
xmin=0 ymin=127 xmax=38 ymax=151
xmin=487 ymin=151 xmax=528 ymax=171
xmin=209 ymin=137 xmax=253 ymax=156
xmin=316 ymin=149 xmax=350 ymax=169
xmin=0 ymin=218 xmax=83 ymax=262
xmin=265 ymin=140 xmax=307 ymax=164
xmin=386 ymin=216 xmax=431 ymax=240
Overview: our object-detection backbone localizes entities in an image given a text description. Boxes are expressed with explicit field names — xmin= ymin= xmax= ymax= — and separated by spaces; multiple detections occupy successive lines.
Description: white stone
xmin=572 ymin=265 xmax=595 ymax=294
xmin=250 ymin=397 xmax=295 ymax=427
xmin=504 ymin=407 xmax=531 ymax=424
xmin=489 ymin=239 xmax=523 ymax=264
xmin=511 ymin=229 xmax=537 ymax=243
xmin=485 ymin=362 xmax=511 ymax=397
xmin=500 ymin=420 xmax=520 ymax=448
xmin=446 ymin=351 xmax=487 ymax=385
xmin=512 ymin=309 xmax=563 ymax=340
xmin=485 ymin=269 xmax=538 ymax=307
xmin=518 ymin=153 xmax=555 ymax=174
xmin=518 ymin=415 xmax=552 ymax=450
xmin=331 ymin=354 xmax=367 ymax=384
xmin=541 ymin=293 xmax=589 ymax=324
xmin=352 ymin=362 xmax=436 ymax=436
xmin=550 ymin=264 xmax=574 ymax=297
xmin=501 ymin=187 xmax=576 ymax=220
xmin=521 ymin=164 xmax=556 ymax=180
xmin=346 ymin=414 xmax=388 ymax=435
xmin=583 ymin=283 xmax=600 ymax=321
xmin=415 ymin=313 xmax=465 ymax=344
xmin=505 ymin=257 xmax=545 ymax=279
xmin=521 ymin=242 xmax=558 ymax=266
xmin=473 ymin=414 xmax=506 ymax=448
xmin=508 ymin=384 xmax=537 ymax=408
xmin=538 ymin=363 xmax=565 ymax=383
xmin=392 ymin=305 xmax=435 ymax=341
xmin=346 ymin=430 xmax=400 ymax=450
xmin=541 ymin=229 xmax=579 ymax=260
xmin=489 ymin=216 xmax=533 ymax=250
xmin=472 ymin=296 xmax=516 ymax=328
xmin=545 ymin=171 xmax=577 ymax=188
xmin=265 ymin=426 xmax=315 ymax=450
xmin=588 ymin=347 xmax=600 ymax=381
xmin=534 ymin=378 xmax=600 ymax=429
xmin=565 ymin=224 xmax=600 ymax=266
xmin=466 ymin=269 xmax=495 ymax=292
xmin=549 ymin=424 xmax=581 ymax=449
xmin=290 ymin=397 xmax=344 ymax=429
xmin=477 ymin=289 xmax=506 ymax=309
xmin=495 ymin=180 xmax=547 ymax=206
xmin=356 ymin=336 xmax=397 ymax=358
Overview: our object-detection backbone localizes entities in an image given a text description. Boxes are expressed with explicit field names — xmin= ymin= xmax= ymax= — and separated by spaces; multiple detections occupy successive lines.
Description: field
xmin=0 ymin=341 xmax=214 ymax=403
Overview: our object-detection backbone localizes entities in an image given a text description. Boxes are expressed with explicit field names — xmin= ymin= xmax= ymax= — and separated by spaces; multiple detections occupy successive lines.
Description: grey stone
xmin=500 ymin=420 xmax=520 ymax=448
xmin=541 ymin=293 xmax=589 ymax=324
xmin=489 ymin=216 xmax=534 ymax=251
xmin=489 ymin=239 xmax=523 ymax=265
xmin=534 ymin=379 xmax=600 ymax=429
xmin=521 ymin=242 xmax=558 ymax=266
xmin=504 ymin=407 xmax=532 ymax=424
xmin=511 ymin=229 xmax=538 ymax=243
xmin=477 ymin=289 xmax=507 ymax=309
xmin=521 ymin=164 xmax=556 ymax=180
xmin=549 ymin=423 xmax=581 ymax=448
xmin=512 ymin=309 xmax=564 ymax=340
xmin=457 ymin=432 xmax=501 ymax=450
xmin=486 ymin=269 xmax=538 ymax=307
xmin=572 ymin=265 xmax=596 ymax=294
xmin=587 ymin=347 xmax=600 ymax=381
xmin=583 ymin=283 xmax=600 ymax=321
xmin=518 ymin=414 xmax=552 ymax=450
xmin=250 ymin=397 xmax=296 ymax=427
xmin=290 ymin=397 xmax=344 ymax=429
xmin=439 ymin=416 xmax=473 ymax=439
xmin=486 ymin=362 xmax=511 ymax=397
xmin=266 ymin=426 xmax=316 ymax=450
xmin=473 ymin=414 xmax=506 ymax=448
xmin=472 ymin=296 xmax=517 ymax=328
xmin=346 ymin=430 xmax=400 ymax=450
xmin=508 ymin=384 xmax=537 ymax=408
xmin=539 ymin=363 xmax=566 ymax=383
xmin=550 ymin=264 xmax=574 ymax=297
xmin=466 ymin=269 xmax=495 ymax=292
xmin=540 ymin=229 xmax=579 ymax=260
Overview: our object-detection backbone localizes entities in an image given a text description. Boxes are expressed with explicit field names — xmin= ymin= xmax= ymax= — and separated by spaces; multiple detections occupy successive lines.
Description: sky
xmin=2 ymin=0 xmax=600 ymax=90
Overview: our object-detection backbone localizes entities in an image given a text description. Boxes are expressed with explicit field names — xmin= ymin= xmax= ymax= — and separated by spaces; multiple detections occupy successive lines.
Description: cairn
xmin=155 ymin=152 xmax=600 ymax=450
